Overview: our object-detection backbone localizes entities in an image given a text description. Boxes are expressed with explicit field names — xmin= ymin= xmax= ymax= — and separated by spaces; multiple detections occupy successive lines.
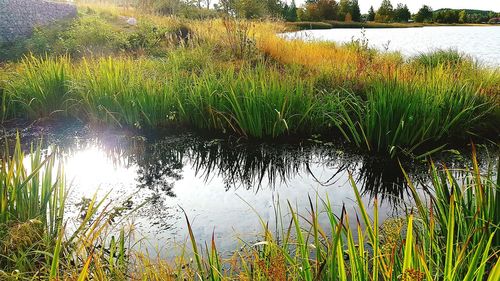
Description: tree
xmin=216 ymin=0 xmax=236 ymax=15
xmin=344 ymin=12 xmax=352 ymax=22
xmin=459 ymin=10 xmax=467 ymax=23
xmin=234 ymin=0 xmax=267 ymax=18
xmin=266 ymin=0 xmax=285 ymax=17
xmin=376 ymin=0 xmax=393 ymax=22
xmin=319 ymin=0 xmax=338 ymax=20
xmin=415 ymin=5 xmax=433 ymax=23
xmin=338 ymin=0 xmax=350 ymax=21
xmin=433 ymin=9 xmax=459 ymax=23
xmin=350 ymin=0 xmax=361 ymax=22
xmin=367 ymin=5 xmax=375 ymax=21
xmin=304 ymin=0 xmax=338 ymax=21
xmin=393 ymin=3 xmax=410 ymax=22
xmin=303 ymin=2 xmax=321 ymax=21
xmin=285 ymin=0 xmax=298 ymax=22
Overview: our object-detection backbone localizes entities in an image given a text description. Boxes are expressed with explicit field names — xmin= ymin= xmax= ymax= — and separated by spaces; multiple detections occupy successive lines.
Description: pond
xmin=3 ymin=122 xmax=492 ymax=258
xmin=284 ymin=26 xmax=500 ymax=67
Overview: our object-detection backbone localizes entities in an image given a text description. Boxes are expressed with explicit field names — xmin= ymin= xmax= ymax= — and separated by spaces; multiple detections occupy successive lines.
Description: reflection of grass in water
xmin=1 ymin=136 xmax=498 ymax=280
xmin=88 ymin=133 xmax=418 ymax=200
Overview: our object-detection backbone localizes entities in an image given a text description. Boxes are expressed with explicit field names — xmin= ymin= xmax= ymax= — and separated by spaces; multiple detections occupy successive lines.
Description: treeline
xmin=135 ymin=0 xmax=300 ymax=19
xmin=86 ymin=0 xmax=500 ymax=23
xmin=433 ymin=9 xmax=499 ymax=24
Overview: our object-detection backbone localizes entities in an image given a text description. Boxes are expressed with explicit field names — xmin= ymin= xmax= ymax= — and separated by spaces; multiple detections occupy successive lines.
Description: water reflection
xmin=82 ymin=134 xmax=419 ymax=203
xmin=1 ymin=126 xmax=433 ymax=253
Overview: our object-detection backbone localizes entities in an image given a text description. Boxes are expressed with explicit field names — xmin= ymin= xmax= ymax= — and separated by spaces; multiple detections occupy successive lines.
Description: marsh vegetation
xmin=0 ymin=2 xmax=499 ymax=280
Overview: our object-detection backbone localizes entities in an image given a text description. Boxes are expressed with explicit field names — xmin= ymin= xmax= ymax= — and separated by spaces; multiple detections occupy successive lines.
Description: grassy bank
xmin=286 ymin=20 xmax=424 ymax=31
xmin=0 ymin=4 xmax=499 ymax=158
xmin=1 ymin=135 xmax=498 ymax=280
xmin=286 ymin=21 xmax=495 ymax=31
xmin=325 ymin=20 xmax=424 ymax=28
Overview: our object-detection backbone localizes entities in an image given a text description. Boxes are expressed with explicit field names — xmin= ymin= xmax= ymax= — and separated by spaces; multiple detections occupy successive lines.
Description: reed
xmin=334 ymin=70 xmax=497 ymax=157
xmin=178 ymin=64 xmax=320 ymax=138
xmin=5 ymin=55 xmax=71 ymax=119
xmin=0 ymin=135 xmax=138 ymax=280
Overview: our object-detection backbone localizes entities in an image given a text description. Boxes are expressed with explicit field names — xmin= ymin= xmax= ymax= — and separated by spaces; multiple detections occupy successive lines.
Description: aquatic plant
xmin=5 ymin=55 xmax=72 ymax=119
xmin=0 ymin=135 xmax=137 ymax=279
xmin=412 ymin=49 xmax=475 ymax=68
xmin=178 ymin=64 xmax=320 ymax=138
xmin=335 ymin=72 xmax=496 ymax=157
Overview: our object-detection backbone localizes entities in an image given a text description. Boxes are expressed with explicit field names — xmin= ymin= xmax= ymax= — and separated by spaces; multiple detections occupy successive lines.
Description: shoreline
xmin=286 ymin=20 xmax=498 ymax=31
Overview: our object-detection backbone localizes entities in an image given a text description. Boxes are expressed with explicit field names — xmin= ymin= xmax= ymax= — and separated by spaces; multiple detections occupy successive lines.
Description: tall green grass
xmin=2 ymin=54 xmax=498 ymax=156
xmin=178 ymin=65 xmax=320 ymax=137
xmin=0 ymin=135 xmax=135 ymax=280
xmin=5 ymin=55 xmax=71 ymax=119
xmin=412 ymin=49 xmax=475 ymax=68
xmin=335 ymin=69 xmax=496 ymax=157
xmin=74 ymin=57 xmax=176 ymax=128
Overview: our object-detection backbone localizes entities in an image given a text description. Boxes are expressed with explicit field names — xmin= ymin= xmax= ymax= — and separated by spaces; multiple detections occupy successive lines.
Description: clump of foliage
xmin=412 ymin=49 xmax=474 ymax=68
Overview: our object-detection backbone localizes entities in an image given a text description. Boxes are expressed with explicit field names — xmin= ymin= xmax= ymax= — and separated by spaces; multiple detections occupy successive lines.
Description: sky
xmin=294 ymin=0 xmax=500 ymax=13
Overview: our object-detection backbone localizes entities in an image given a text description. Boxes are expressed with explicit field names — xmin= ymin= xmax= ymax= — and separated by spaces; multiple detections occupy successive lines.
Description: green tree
xmin=285 ymin=0 xmax=298 ymax=21
xmin=367 ymin=5 xmax=375 ymax=21
xmin=459 ymin=10 xmax=467 ymax=23
xmin=216 ymin=0 xmax=236 ymax=15
xmin=338 ymin=0 xmax=350 ymax=21
xmin=375 ymin=0 xmax=393 ymax=22
xmin=350 ymin=0 xmax=361 ymax=22
xmin=304 ymin=0 xmax=338 ymax=21
xmin=393 ymin=3 xmax=410 ymax=22
xmin=434 ymin=9 xmax=459 ymax=23
xmin=415 ymin=5 xmax=433 ymax=22
xmin=266 ymin=0 xmax=285 ymax=17
xmin=234 ymin=0 xmax=267 ymax=18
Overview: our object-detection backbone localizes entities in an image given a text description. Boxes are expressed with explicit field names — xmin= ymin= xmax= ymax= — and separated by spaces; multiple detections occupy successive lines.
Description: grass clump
xmin=335 ymin=73 xmax=496 ymax=156
xmin=412 ymin=49 xmax=475 ymax=68
xmin=0 ymin=135 xmax=138 ymax=280
xmin=4 ymin=55 xmax=71 ymax=119
xmin=178 ymin=65 xmax=319 ymax=138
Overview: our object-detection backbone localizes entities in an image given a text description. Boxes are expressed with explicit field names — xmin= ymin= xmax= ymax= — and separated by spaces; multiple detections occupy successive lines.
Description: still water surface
xmin=285 ymin=26 xmax=500 ymax=67
xmin=4 ymin=124 xmax=485 ymax=257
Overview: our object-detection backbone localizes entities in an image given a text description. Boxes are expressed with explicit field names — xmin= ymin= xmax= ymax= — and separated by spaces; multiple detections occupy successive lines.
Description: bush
xmin=61 ymin=15 xmax=129 ymax=56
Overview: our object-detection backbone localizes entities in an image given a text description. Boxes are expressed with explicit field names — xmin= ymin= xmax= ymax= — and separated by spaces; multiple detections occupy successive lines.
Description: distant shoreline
xmin=286 ymin=21 xmax=498 ymax=31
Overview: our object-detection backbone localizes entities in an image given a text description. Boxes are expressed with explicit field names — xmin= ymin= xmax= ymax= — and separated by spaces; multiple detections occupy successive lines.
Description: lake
xmin=3 ymin=123 xmax=489 ymax=257
xmin=284 ymin=26 xmax=500 ymax=67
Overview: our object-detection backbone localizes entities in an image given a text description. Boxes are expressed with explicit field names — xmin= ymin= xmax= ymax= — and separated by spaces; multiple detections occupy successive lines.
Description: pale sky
xmin=294 ymin=1 xmax=500 ymax=13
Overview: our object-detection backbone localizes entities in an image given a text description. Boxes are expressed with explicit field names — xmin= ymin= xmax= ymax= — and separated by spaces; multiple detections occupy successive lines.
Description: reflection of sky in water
xmin=284 ymin=26 xmax=500 ymax=67
xmin=11 ymin=124 xmax=493 ymax=258
xmin=33 ymin=132 xmax=416 ymax=258
xmin=16 ymin=122 xmax=486 ymax=257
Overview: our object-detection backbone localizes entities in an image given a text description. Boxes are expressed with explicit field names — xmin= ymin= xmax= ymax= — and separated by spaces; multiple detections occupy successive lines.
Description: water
xmin=284 ymin=26 xmax=500 ymax=67
xmin=2 ymin=123 xmax=490 ymax=257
